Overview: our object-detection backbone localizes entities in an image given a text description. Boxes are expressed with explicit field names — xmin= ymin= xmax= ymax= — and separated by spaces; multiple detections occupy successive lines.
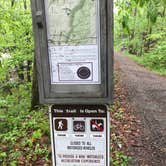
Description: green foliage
xmin=127 ymin=41 xmax=166 ymax=75
xmin=0 ymin=0 xmax=50 ymax=165
xmin=0 ymin=84 xmax=50 ymax=165
xmin=115 ymin=0 xmax=166 ymax=75
xmin=143 ymin=41 xmax=166 ymax=69
xmin=0 ymin=0 xmax=34 ymax=85
xmin=111 ymin=151 xmax=131 ymax=166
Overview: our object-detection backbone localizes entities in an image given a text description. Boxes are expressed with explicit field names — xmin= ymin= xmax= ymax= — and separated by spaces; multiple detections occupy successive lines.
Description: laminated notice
xmin=45 ymin=0 xmax=101 ymax=84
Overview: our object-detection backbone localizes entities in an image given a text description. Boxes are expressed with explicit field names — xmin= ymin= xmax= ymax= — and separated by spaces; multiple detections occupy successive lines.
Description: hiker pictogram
xmin=55 ymin=119 xmax=67 ymax=131
xmin=58 ymin=120 xmax=64 ymax=130
xmin=91 ymin=119 xmax=104 ymax=132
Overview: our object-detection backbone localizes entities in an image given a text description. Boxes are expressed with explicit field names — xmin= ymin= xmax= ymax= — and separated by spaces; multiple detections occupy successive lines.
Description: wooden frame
xmin=30 ymin=0 xmax=114 ymax=104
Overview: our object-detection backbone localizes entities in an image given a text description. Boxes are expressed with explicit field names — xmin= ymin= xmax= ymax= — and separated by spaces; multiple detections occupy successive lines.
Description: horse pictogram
xmin=90 ymin=119 xmax=104 ymax=132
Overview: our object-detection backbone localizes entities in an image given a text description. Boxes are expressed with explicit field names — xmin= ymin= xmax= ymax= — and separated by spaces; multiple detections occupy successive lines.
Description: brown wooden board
xmin=30 ymin=0 xmax=114 ymax=104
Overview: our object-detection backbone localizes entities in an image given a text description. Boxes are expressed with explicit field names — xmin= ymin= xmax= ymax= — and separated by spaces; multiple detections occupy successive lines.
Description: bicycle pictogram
xmin=73 ymin=121 xmax=85 ymax=132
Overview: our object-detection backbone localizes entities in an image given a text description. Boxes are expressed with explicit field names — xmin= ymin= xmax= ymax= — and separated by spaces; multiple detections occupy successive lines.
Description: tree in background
xmin=0 ymin=0 xmax=33 ymax=82
xmin=115 ymin=0 xmax=166 ymax=54
xmin=115 ymin=0 xmax=166 ymax=74
xmin=0 ymin=0 xmax=39 ymax=108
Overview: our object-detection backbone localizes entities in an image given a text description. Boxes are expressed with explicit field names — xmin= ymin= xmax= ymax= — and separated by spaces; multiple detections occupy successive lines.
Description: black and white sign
xmin=49 ymin=105 xmax=110 ymax=166
xmin=55 ymin=119 xmax=68 ymax=131
xmin=73 ymin=121 xmax=85 ymax=132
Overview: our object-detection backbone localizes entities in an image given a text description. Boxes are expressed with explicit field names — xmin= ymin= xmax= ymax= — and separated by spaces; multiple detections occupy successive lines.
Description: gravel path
xmin=114 ymin=52 xmax=166 ymax=166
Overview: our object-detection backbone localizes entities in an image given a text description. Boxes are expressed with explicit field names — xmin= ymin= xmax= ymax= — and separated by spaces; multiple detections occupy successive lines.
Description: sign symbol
xmin=55 ymin=119 xmax=67 ymax=131
xmin=73 ymin=121 xmax=85 ymax=132
xmin=58 ymin=120 xmax=64 ymax=130
xmin=91 ymin=119 xmax=104 ymax=132
xmin=77 ymin=67 xmax=91 ymax=79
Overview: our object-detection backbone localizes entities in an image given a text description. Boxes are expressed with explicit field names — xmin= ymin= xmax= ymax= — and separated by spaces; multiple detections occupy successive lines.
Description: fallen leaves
xmin=110 ymin=71 xmax=140 ymax=165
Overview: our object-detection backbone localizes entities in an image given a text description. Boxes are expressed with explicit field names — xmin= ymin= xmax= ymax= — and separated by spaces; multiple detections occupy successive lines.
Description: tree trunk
xmin=11 ymin=0 xmax=15 ymax=7
xmin=26 ymin=60 xmax=32 ymax=82
xmin=17 ymin=64 xmax=24 ymax=81
xmin=23 ymin=0 xmax=27 ymax=10
xmin=128 ymin=7 xmax=137 ymax=55
xmin=147 ymin=26 xmax=152 ymax=51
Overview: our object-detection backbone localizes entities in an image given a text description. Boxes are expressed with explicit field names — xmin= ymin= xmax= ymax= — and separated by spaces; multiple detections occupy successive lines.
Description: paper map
xmin=44 ymin=0 xmax=101 ymax=84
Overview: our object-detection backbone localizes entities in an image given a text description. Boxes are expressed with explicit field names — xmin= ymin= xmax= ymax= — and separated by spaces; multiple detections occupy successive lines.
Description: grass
xmin=126 ymin=53 xmax=166 ymax=76
xmin=115 ymin=40 xmax=166 ymax=76
xmin=0 ymin=84 xmax=51 ymax=165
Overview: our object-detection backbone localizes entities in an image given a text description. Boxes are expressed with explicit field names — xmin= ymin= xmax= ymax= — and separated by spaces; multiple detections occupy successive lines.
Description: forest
xmin=115 ymin=0 xmax=166 ymax=75
xmin=0 ymin=0 xmax=166 ymax=165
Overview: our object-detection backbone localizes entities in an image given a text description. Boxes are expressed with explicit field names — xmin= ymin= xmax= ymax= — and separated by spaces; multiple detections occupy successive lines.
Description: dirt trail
xmin=114 ymin=52 xmax=166 ymax=166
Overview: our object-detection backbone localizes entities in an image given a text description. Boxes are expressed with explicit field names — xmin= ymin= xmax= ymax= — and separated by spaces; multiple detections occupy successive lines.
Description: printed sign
xmin=91 ymin=119 xmax=104 ymax=132
xmin=49 ymin=105 xmax=110 ymax=166
xmin=55 ymin=119 xmax=68 ymax=131
xmin=44 ymin=0 xmax=101 ymax=84
xmin=73 ymin=121 xmax=85 ymax=132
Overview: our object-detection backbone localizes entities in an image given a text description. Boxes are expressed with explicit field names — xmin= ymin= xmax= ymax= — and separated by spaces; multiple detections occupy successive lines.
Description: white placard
xmin=49 ymin=105 xmax=110 ymax=166
xmin=49 ymin=45 xmax=100 ymax=84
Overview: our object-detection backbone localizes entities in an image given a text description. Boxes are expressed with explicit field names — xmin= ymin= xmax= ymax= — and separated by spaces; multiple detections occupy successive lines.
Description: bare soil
xmin=114 ymin=52 xmax=166 ymax=166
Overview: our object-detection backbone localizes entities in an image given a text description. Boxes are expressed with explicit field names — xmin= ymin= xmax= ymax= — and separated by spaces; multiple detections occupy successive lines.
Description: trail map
xmin=45 ymin=0 xmax=101 ymax=84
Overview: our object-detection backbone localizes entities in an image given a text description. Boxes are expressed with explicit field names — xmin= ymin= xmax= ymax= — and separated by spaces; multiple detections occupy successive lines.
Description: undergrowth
xmin=110 ymin=103 xmax=132 ymax=166
xmin=126 ymin=41 xmax=166 ymax=75
xmin=0 ymin=84 xmax=51 ymax=165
